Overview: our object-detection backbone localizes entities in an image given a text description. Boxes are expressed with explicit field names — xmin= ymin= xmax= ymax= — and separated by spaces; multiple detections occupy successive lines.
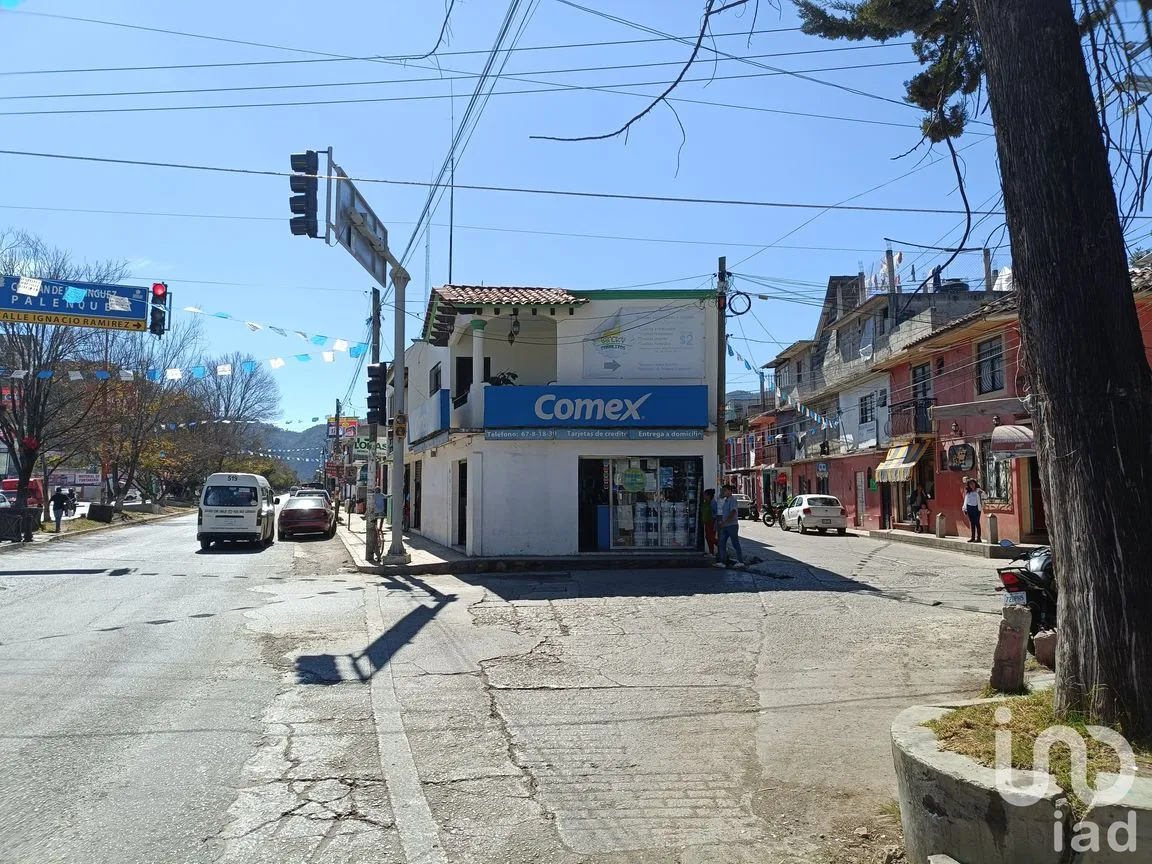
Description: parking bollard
xmin=987 ymin=514 xmax=999 ymax=545
xmin=935 ymin=512 xmax=946 ymax=538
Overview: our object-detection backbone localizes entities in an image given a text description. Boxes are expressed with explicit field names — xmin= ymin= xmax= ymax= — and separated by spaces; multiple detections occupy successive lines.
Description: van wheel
xmin=278 ymin=530 xmax=288 ymax=541
xmin=837 ymin=528 xmax=847 ymax=536
xmin=199 ymin=538 xmax=211 ymax=551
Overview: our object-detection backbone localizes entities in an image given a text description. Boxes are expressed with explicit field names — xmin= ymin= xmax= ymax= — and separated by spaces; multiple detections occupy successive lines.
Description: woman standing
xmin=963 ymin=479 xmax=984 ymax=543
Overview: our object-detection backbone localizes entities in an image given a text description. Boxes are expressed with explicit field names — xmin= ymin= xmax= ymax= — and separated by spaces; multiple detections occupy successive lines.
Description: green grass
xmin=927 ymin=689 xmax=1152 ymax=815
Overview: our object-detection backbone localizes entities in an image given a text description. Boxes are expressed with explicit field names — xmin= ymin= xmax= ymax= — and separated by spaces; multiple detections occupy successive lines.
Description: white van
xmin=198 ymin=472 xmax=275 ymax=550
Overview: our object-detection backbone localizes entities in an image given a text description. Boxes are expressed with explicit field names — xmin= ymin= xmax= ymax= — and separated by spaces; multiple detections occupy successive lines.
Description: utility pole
xmin=365 ymin=287 xmax=381 ymax=562
xmin=716 ymin=256 xmax=728 ymax=489
xmin=387 ymin=263 xmax=411 ymax=560
xmin=983 ymin=247 xmax=995 ymax=293
xmin=332 ymin=398 xmax=342 ymax=521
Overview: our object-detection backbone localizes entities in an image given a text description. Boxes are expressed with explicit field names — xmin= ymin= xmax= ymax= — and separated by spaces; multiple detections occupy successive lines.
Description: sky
xmin=0 ymin=0 xmax=1137 ymax=426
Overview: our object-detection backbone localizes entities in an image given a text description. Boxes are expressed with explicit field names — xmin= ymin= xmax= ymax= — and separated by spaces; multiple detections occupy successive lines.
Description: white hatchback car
xmin=780 ymin=494 xmax=848 ymax=535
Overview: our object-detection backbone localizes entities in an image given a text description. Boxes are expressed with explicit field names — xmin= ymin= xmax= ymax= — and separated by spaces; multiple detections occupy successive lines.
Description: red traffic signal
xmin=151 ymin=282 xmax=168 ymax=299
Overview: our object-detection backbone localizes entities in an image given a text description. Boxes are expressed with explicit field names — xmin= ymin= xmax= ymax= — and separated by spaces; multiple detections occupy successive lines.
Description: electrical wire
xmin=0 ymin=147 xmax=1031 ymax=217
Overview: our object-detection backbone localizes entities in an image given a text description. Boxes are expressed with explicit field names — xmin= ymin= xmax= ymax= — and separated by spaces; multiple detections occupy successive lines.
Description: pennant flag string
xmin=183 ymin=305 xmax=357 ymax=352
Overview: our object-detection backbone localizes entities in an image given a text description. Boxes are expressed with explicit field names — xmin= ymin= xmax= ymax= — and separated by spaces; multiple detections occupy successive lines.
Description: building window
xmin=912 ymin=363 xmax=933 ymax=401
xmin=879 ymin=309 xmax=888 ymax=335
xmin=877 ymin=388 xmax=888 ymax=407
xmin=858 ymin=393 xmax=876 ymax=424
xmin=980 ymin=440 xmax=1012 ymax=502
xmin=976 ymin=336 xmax=1005 ymax=394
xmin=429 ymin=363 xmax=442 ymax=396
xmin=795 ymin=360 xmax=803 ymax=385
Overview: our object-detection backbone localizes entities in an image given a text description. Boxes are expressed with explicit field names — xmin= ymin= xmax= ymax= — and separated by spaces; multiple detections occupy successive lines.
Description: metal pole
xmin=333 ymin=398 xmax=341 ymax=522
xmin=448 ymin=156 xmax=455 ymax=284
xmin=717 ymin=256 xmax=728 ymax=488
xmin=366 ymin=287 xmax=381 ymax=562
xmin=387 ymin=263 xmax=409 ymax=560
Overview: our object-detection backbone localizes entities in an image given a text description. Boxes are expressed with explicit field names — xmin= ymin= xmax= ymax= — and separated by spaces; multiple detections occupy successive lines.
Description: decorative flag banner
xmin=63 ymin=286 xmax=88 ymax=304
xmin=68 ymin=371 xmax=83 ymax=382
xmin=323 ymin=352 xmax=334 ymax=363
xmin=107 ymin=295 xmax=132 ymax=312
xmin=15 ymin=276 xmax=42 ymax=297
xmin=216 ymin=363 xmax=232 ymax=376
xmin=181 ymin=306 xmax=366 ymax=353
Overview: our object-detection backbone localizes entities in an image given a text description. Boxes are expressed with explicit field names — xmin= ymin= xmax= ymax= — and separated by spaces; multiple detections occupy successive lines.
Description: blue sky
xmin=0 ymin=0 xmax=1024 ymax=424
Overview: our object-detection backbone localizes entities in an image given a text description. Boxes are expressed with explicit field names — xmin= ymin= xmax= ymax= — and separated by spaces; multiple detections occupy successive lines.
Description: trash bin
xmin=0 ymin=509 xmax=24 ymax=541
xmin=86 ymin=503 xmax=115 ymax=524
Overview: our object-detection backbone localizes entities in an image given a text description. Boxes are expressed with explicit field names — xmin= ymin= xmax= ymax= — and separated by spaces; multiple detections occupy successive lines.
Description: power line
xmin=0 ymin=202 xmax=899 ymax=253
xmin=0 ymin=148 xmax=1025 ymax=217
xmin=0 ymin=61 xmax=925 ymax=118
xmin=0 ymin=52 xmax=921 ymax=103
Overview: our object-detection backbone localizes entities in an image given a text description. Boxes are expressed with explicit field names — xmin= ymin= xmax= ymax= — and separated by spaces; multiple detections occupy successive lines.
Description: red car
xmin=277 ymin=495 xmax=336 ymax=540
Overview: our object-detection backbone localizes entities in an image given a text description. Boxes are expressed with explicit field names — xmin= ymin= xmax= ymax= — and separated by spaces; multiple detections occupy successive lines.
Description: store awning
xmin=875 ymin=440 xmax=930 ymax=483
xmin=991 ymin=424 xmax=1035 ymax=461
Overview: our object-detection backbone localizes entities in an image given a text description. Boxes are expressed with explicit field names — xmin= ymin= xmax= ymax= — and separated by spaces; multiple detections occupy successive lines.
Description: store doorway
xmin=578 ymin=459 xmax=609 ymax=552
xmin=854 ymin=471 xmax=865 ymax=527
xmin=412 ymin=460 xmax=422 ymax=531
xmin=456 ymin=461 xmax=467 ymax=546
xmin=880 ymin=484 xmax=892 ymax=529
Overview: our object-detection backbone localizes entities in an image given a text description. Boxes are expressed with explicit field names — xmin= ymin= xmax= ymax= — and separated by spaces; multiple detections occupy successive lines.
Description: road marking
xmin=363 ymin=583 xmax=446 ymax=864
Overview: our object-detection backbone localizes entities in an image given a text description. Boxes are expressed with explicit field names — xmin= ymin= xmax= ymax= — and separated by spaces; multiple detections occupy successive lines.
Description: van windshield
xmin=204 ymin=485 xmax=259 ymax=507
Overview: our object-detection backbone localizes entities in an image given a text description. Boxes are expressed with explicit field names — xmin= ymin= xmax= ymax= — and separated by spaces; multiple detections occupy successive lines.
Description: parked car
xmin=734 ymin=494 xmax=757 ymax=520
xmin=277 ymin=495 xmax=336 ymax=540
xmin=292 ymin=488 xmax=333 ymax=505
xmin=779 ymin=494 xmax=848 ymax=535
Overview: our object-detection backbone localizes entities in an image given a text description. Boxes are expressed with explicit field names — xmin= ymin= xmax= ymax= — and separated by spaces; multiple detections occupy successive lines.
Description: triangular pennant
xmin=216 ymin=363 xmax=232 ymax=377
xmin=118 ymin=370 xmax=133 ymax=381
xmin=241 ymin=361 xmax=257 ymax=374
xmin=68 ymin=371 xmax=83 ymax=381
xmin=322 ymin=352 xmax=335 ymax=363
xmin=269 ymin=358 xmax=285 ymax=369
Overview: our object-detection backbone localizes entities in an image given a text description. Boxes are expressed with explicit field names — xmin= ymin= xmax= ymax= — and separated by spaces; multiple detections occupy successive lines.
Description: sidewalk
xmin=336 ymin=511 xmax=712 ymax=576
xmin=0 ymin=505 xmax=194 ymax=551
xmin=856 ymin=526 xmax=1042 ymax=559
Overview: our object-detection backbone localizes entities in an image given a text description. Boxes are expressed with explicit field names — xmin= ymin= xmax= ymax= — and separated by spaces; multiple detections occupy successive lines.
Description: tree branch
xmin=530 ymin=0 xmax=746 ymax=143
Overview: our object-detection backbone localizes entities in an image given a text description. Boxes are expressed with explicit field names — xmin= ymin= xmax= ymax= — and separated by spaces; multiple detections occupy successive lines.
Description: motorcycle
xmin=762 ymin=503 xmax=785 ymax=528
xmin=995 ymin=545 xmax=1056 ymax=654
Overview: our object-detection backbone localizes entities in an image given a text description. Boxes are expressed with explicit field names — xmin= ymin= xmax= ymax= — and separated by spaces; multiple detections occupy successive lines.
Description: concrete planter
xmin=893 ymin=702 xmax=1152 ymax=863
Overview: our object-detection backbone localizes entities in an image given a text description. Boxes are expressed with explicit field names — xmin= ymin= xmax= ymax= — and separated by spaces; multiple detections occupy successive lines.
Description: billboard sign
xmin=0 ymin=275 xmax=149 ymax=332
xmin=327 ymin=416 xmax=359 ymax=438
xmin=582 ymin=305 xmax=705 ymax=379
xmin=484 ymin=385 xmax=709 ymax=429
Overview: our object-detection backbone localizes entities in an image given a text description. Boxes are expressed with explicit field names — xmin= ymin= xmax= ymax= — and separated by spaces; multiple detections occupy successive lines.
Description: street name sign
xmin=0 ymin=276 xmax=149 ymax=332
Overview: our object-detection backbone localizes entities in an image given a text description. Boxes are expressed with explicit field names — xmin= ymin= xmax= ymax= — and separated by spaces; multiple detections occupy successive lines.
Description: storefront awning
xmin=875 ymin=440 xmax=930 ymax=483
xmin=991 ymin=424 xmax=1035 ymax=461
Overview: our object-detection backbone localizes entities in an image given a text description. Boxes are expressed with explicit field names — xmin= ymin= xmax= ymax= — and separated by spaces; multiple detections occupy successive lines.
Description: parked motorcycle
xmin=995 ymin=546 xmax=1056 ymax=654
xmin=762 ymin=503 xmax=785 ymax=528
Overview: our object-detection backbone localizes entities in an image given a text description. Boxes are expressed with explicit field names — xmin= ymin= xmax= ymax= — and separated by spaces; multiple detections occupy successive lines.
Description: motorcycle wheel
xmin=762 ymin=512 xmax=775 ymax=527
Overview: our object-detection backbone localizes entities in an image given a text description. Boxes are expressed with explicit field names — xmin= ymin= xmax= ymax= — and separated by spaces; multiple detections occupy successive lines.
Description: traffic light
xmin=289 ymin=150 xmax=319 ymax=238
xmin=149 ymin=282 xmax=168 ymax=336
xmin=366 ymin=363 xmax=386 ymax=425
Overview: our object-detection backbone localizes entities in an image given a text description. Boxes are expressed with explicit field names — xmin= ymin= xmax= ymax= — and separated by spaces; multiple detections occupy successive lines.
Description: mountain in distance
xmin=256 ymin=423 xmax=327 ymax=482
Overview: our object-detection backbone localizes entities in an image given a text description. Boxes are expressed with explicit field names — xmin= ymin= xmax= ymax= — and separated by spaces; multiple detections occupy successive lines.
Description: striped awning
xmin=991 ymin=424 xmax=1035 ymax=461
xmin=875 ymin=440 xmax=931 ymax=483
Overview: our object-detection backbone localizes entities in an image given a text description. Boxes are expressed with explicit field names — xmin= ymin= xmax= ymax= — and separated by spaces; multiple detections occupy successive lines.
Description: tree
xmin=0 ymin=230 xmax=128 ymax=522
xmin=794 ymin=2 xmax=1152 ymax=736
xmin=186 ymin=351 xmax=281 ymax=474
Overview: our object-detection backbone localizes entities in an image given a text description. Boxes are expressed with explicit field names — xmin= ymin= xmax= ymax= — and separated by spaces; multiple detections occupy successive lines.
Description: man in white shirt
xmin=714 ymin=484 xmax=746 ymax=568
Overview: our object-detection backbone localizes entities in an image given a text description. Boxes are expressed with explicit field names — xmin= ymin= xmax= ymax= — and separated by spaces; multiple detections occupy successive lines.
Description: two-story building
xmin=395 ymin=285 xmax=722 ymax=557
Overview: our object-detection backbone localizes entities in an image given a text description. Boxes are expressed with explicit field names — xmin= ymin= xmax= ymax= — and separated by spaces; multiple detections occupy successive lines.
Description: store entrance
xmin=577 ymin=459 xmax=609 ymax=552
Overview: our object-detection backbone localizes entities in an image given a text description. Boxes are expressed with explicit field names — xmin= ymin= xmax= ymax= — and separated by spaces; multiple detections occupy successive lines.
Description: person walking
xmin=700 ymin=488 xmax=718 ymax=555
xmin=908 ymin=484 xmax=929 ymax=533
xmin=713 ymin=484 xmax=746 ymax=569
xmin=49 ymin=486 xmax=70 ymax=533
xmin=963 ymin=478 xmax=984 ymax=542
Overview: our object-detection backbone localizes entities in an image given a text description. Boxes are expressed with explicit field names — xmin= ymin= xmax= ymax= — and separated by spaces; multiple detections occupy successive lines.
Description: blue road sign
xmin=0 ymin=275 xmax=150 ymax=332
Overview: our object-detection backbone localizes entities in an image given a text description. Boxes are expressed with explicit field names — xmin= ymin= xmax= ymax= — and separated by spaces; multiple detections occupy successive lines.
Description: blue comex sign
xmin=484 ymin=385 xmax=709 ymax=429
xmin=0 ymin=275 xmax=149 ymax=332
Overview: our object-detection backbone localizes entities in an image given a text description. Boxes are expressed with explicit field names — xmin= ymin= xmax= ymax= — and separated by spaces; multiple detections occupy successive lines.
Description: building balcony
xmin=887 ymin=398 xmax=935 ymax=438
xmin=408 ymin=389 xmax=451 ymax=444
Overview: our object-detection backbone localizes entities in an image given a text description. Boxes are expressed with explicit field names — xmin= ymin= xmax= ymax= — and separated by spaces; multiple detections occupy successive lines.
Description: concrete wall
xmin=451 ymin=316 xmax=558 ymax=388
xmin=837 ymin=374 xmax=890 ymax=451
xmin=409 ymin=434 xmax=718 ymax=557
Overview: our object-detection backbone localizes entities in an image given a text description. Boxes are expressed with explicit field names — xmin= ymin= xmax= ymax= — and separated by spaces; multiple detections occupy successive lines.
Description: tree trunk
xmin=971 ymin=0 xmax=1152 ymax=737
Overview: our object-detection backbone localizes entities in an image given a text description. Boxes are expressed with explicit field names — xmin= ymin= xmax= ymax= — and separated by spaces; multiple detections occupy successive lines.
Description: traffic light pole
xmin=386 ymin=263 xmax=410 ymax=562
xmin=333 ymin=398 xmax=341 ymax=522
xmin=365 ymin=286 xmax=381 ymax=563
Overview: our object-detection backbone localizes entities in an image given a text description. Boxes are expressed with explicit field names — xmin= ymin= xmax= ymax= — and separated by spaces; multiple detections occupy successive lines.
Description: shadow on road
xmin=195 ymin=543 xmax=271 ymax=555
xmin=295 ymin=577 xmax=456 ymax=685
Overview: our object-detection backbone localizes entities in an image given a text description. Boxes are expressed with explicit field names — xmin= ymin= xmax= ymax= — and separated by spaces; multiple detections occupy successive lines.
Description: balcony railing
xmin=887 ymin=398 xmax=935 ymax=438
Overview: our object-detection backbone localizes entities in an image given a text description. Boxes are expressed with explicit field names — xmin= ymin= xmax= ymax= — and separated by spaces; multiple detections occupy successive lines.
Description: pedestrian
xmin=700 ymin=488 xmax=718 ymax=555
xmin=49 ymin=486 xmax=69 ymax=533
xmin=908 ymin=484 xmax=928 ymax=533
xmin=713 ymin=484 xmax=746 ymax=569
xmin=963 ymin=478 xmax=984 ymax=542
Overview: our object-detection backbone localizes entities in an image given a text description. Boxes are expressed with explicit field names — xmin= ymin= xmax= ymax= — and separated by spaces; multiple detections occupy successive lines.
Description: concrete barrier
xmin=893 ymin=703 xmax=1152 ymax=862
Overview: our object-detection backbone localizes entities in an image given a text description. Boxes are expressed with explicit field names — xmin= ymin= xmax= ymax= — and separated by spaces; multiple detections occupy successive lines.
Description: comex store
xmin=478 ymin=385 xmax=716 ymax=556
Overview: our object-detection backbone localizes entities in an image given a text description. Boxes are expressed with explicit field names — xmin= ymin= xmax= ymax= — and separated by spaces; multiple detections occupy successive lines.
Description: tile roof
xmin=422 ymin=285 xmax=589 ymax=346
xmin=435 ymin=285 xmax=588 ymax=307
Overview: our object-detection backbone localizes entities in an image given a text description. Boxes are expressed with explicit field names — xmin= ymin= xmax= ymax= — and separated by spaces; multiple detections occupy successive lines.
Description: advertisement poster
xmin=583 ymin=305 xmax=705 ymax=379
xmin=327 ymin=416 xmax=359 ymax=438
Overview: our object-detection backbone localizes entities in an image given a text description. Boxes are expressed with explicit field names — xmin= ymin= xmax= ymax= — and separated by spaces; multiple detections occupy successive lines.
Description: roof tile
xmin=436 ymin=285 xmax=588 ymax=306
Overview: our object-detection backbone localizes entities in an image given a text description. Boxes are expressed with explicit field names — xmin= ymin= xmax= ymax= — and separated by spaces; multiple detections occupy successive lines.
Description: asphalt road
xmin=0 ymin=512 xmax=1009 ymax=864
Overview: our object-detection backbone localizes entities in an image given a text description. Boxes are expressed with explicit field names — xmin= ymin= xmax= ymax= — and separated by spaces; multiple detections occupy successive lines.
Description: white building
xmin=836 ymin=374 xmax=891 ymax=453
xmin=391 ymin=285 xmax=722 ymax=557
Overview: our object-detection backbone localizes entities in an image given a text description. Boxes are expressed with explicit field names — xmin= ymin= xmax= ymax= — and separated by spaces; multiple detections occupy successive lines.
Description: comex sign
xmin=485 ymin=385 xmax=708 ymax=429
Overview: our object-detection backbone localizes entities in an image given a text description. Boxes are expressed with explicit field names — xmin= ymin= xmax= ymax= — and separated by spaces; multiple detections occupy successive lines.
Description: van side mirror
xmin=274 ymin=497 xmax=280 ymax=505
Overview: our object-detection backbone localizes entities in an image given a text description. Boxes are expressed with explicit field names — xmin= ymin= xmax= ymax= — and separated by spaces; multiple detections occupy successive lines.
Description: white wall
xmin=450 ymin=317 xmax=557 ymax=388
xmin=837 ymin=374 xmax=890 ymax=451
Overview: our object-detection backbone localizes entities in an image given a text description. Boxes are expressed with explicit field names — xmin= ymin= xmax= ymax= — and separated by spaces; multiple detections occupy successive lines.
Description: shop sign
xmin=947 ymin=444 xmax=976 ymax=471
xmin=484 ymin=428 xmax=706 ymax=441
xmin=327 ymin=416 xmax=359 ymax=438
xmin=816 ymin=462 xmax=829 ymax=477
xmin=619 ymin=468 xmax=647 ymax=492
xmin=75 ymin=472 xmax=100 ymax=485
xmin=485 ymin=385 xmax=708 ymax=429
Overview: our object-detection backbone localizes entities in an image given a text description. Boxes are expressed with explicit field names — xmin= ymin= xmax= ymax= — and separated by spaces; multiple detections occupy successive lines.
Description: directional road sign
xmin=0 ymin=275 xmax=149 ymax=332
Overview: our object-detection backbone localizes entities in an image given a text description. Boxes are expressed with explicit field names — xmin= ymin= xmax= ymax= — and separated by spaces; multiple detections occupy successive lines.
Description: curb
xmin=0 ymin=507 xmax=195 ymax=550
xmin=857 ymin=528 xmax=1036 ymax=559
xmin=334 ymin=520 xmax=713 ymax=577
